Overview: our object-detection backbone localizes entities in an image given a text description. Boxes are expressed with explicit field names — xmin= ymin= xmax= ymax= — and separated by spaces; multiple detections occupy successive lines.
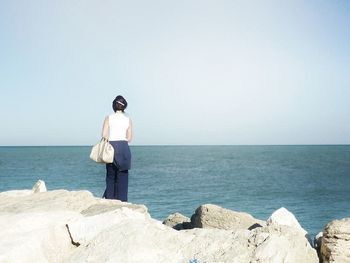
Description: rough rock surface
xmin=0 ymin=182 xmax=320 ymax=263
xmin=249 ymin=225 xmax=317 ymax=263
xmin=321 ymin=218 xmax=350 ymax=263
xmin=191 ymin=204 xmax=265 ymax=231
xmin=163 ymin=212 xmax=192 ymax=230
xmin=66 ymin=215 xmax=318 ymax=263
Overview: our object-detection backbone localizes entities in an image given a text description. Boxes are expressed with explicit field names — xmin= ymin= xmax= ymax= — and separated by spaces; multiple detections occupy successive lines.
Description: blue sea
xmin=0 ymin=145 xmax=349 ymax=237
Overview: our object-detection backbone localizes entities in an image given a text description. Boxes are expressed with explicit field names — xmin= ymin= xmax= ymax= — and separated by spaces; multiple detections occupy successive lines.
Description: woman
xmin=101 ymin=95 xmax=132 ymax=201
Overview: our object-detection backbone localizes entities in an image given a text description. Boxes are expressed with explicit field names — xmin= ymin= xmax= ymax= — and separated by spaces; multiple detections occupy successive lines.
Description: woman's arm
xmin=127 ymin=119 xmax=133 ymax=143
xmin=101 ymin=116 xmax=109 ymax=139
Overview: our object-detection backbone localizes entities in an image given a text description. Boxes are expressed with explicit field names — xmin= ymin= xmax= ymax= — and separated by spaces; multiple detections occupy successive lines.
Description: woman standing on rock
xmin=101 ymin=95 xmax=132 ymax=201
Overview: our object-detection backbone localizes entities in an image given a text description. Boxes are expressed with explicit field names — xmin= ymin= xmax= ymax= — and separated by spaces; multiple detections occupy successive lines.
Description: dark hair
xmin=112 ymin=95 xmax=128 ymax=112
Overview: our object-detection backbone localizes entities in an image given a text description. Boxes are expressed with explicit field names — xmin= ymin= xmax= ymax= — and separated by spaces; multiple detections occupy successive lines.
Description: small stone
xmin=163 ymin=212 xmax=192 ymax=230
xmin=32 ymin=180 xmax=47 ymax=193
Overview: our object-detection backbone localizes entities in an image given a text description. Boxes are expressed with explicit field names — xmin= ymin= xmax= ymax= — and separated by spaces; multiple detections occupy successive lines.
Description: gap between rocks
xmin=65 ymin=224 xmax=80 ymax=247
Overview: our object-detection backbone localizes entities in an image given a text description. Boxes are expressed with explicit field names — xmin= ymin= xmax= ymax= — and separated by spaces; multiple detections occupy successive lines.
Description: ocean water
xmin=0 ymin=145 xmax=349 ymax=236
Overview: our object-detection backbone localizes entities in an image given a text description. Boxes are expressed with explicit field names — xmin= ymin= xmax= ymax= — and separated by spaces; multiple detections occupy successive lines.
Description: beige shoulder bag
xmin=90 ymin=138 xmax=114 ymax=163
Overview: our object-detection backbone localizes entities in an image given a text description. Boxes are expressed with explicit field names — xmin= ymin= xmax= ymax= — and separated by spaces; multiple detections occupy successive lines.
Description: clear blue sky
xmin=1 ymin=0 xmax=349 ymax=146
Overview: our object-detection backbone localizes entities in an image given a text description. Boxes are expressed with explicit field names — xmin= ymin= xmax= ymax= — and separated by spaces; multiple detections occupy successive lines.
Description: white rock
xmin=267 ymin=207 xmax=308 ymax=236
xmin=32 ymin=180 xmax=47 ymax=193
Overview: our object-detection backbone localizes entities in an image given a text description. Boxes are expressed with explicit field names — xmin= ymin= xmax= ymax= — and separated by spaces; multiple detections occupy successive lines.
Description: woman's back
xmin=108 ymin=112 xmax=130 ymax=141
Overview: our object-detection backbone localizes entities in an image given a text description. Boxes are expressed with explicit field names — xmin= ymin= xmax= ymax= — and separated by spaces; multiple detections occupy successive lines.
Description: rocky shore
xmin=0 ymin=181 xmax=349 ymax=263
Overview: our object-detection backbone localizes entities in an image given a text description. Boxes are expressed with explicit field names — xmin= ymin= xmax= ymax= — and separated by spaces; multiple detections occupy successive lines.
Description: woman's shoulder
xmin=109 ymin=112 xmax=131 ymax=121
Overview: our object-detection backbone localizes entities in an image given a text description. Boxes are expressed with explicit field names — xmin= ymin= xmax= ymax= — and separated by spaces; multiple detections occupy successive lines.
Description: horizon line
xmin=0 ymin=144 xmax=349 ymax=147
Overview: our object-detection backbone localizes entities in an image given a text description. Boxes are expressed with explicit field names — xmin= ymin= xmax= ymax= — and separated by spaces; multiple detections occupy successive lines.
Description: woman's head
xmin=112 ymin=95 xmax=128 ymax=112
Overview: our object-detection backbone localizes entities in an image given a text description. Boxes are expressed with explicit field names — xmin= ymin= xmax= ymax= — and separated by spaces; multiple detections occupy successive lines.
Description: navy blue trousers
xmin=105 ymin=163 xmax=128 ymax=201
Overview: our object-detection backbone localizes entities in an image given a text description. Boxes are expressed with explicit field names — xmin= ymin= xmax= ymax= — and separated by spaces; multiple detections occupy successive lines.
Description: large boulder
xmin=66 ymin=210 xmax=189 ymax=263
xmin=321 ymin=218 xmax=350 ymax=263
xmin=0 ymin=182 xmax=148 ymax=263
xmin=191 ymin=204 xmax=265 ymax=231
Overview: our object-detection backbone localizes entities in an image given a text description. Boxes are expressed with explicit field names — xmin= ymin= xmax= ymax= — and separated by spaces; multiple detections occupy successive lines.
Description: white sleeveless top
xmin=108 ymin=112 xmax=130 ymax=141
